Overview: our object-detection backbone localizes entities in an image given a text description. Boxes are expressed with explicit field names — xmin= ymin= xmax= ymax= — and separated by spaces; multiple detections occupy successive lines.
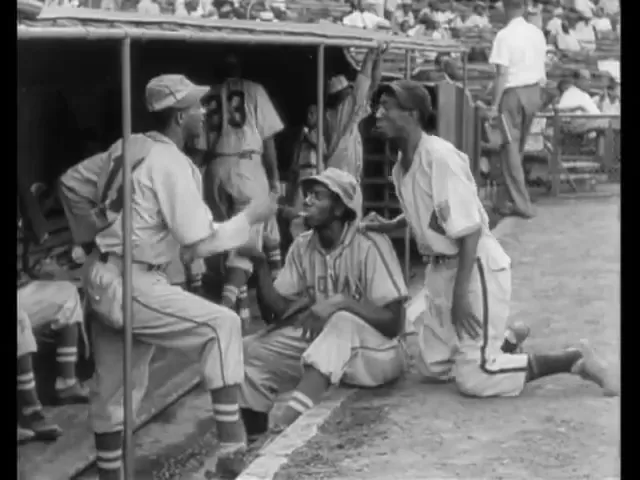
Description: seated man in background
xmin=545 ymin=7 xmax=565 ymax=41
xmin=556 ymin=69 xmax=608 ymax=133
xmin=238 ymin=168 xmax=408 ymax=442
xmin=17 ymin=278 xmax=89 ymax=444
xmin=392 ymin=0 xmax=415 ymax=32
xmin=463 ymin=3 xmax=490 ymax=28
xmin=571 ymin=11 xmax=597 ymax=52
xmin=556 ymin=20 xmax=583 ymax=52
xmin=590 ymin=7 xmax=612 ymax=33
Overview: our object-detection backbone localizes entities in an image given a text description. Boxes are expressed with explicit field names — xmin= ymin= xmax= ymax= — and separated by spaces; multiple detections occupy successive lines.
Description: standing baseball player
xmin=203 ymin=54 xmax=284 ymax=328
xmin=325 ymin=45 xmax=384 ymax=180
xmin=235 ymin=168 xmax=408 ymax=442
xmin=362 ymin=79 xmax=618 ymax=398
xmin=59 ymin=74 xmax=277 ymax=479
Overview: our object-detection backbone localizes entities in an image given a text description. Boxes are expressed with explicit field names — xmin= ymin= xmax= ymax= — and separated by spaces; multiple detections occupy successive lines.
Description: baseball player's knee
xmin=322 ymin=311 xmax=362 ymax=337
xmin=57 ymin=282 xmax=84 ymax=326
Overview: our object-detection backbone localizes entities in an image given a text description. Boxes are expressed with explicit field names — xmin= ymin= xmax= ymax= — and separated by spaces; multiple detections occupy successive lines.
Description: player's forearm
xmin=391 ymin=214 xmax=408 ymax=231
xmin=361 ymin=48 xmax=377 ymax=78
xmin=491 ymin=67 xmax=508 ymax=110
xmin=370 ymin=48 xmax=383 ymax=94
xmin=339 ymin=298 xmax=403 ymax=339
xmin=253 ymin=260 xmax=292 ymax=319
xmin=262 ymin=137 xmax=279 ymax=187
xmin=453 ymin=228 xmax=481 ymax=299
xmin=188 ymin=212 xmax=252 ymax=259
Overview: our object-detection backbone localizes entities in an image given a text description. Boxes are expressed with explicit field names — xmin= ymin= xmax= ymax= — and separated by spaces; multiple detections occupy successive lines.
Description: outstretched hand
xmin=451 ymin=293 xmax=482 ymax=342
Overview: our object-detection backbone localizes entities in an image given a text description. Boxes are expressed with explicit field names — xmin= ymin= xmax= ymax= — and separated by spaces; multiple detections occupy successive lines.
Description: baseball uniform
xmin=240 ymin=222 xmax=408 ymax=413
xmin=325 ymin=74 xmax=372 ymax=180
xmin=393 ymin=132 xmax=529 ymax=397
xmin=58 ymin=77 xmax=261 ymax=439
xmin=204 ymin=78 xmax=284 ymax=273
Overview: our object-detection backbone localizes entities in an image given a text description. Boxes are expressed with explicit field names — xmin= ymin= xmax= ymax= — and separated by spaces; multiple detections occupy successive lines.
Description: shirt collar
xmin=309 ymin=221 xmax=358 ymax=258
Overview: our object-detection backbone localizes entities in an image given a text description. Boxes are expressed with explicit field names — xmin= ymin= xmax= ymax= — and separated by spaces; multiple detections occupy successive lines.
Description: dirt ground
xmin=274 ymin=195 xmax=620 ymax=480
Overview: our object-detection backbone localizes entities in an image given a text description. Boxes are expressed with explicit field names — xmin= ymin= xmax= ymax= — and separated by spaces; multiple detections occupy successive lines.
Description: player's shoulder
xmin=288 ymin=230 xmax=315 ymax=256
xmin=421 ymin=134 xmax=461 ymax=164
xmin=355 ymin=229 xmax=398 ymax=258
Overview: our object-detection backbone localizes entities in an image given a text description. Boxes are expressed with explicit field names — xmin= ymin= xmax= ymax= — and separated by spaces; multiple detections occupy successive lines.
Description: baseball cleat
xmin=19 ymin=411 xmax=63 ymax=441
xmin=215 ymin=444 xmax=247 ymax=479
xmin=571 ymin=340 xmax=619 ymax=397
xmin=18 ymin=425 xmax=35 ymax=445
xmin=55 ymin=381 xmax=90 ymax=405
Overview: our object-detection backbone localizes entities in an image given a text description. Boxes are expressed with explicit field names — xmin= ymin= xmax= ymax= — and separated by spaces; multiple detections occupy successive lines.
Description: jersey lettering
xmin=310 ymin=274 xmax=363 ymax=302
xmin=204 ymin=86 xmax=248 ymax=134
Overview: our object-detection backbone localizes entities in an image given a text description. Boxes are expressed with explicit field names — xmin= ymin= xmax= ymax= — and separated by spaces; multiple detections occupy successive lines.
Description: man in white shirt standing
xmin=487 ymin=0 xmax=546 ymax=218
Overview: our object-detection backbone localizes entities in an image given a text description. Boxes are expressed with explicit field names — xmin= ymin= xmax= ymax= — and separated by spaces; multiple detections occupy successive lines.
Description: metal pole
xmin=403 ymin=49 xmax=412 ymax=283
xmin=120 ymin=36 xmax=135 ymax=480
xmin=316 ymin=44 xmax=325 ymax=172
xmin=551 ymin=108 xmax=561 ymax=197
xmin=461 ymin=52 xmax=468 ymax=154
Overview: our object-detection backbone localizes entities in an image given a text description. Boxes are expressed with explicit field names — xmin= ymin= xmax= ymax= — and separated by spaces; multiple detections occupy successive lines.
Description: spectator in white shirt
xmin=464 ymin=3 xmax=490 ymax=28
xmin=556 ymin=69 xmax=608 ymax=133
xmin=593 ymin=76 xmax=620 ymax=130
xmin=556 ymin=20 xmax=582 ymax=52
xmin=137 ymin=0 xmax=161 ymax=14
xmin=571 ymin=13 xmax=597 ymax=51
xmin=545 ymin=7 xmax=564 ymax=40
xmin=487 ymin=0 xmax=546 ymax=218
xmin=393 ymin=0 xmax=416 ymax=32
xmin=590 ymin=8 xmax=613 ymax=33
xmin=343 ymin=0 xmax=391 ymax=29
xmin=573 ymin=0 xmax=595 ymax=19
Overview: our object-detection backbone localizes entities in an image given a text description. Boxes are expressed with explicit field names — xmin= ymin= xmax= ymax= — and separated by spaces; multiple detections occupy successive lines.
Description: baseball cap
xmin=300 ymin=168 xmax=363 ymax=219
xmin=377 ymin=79 xmax=433 ymax=129
xmin=327 ymin=75 xmax=351 ymax=95
xmin=145 ymin=74 xmax=210 ymax=113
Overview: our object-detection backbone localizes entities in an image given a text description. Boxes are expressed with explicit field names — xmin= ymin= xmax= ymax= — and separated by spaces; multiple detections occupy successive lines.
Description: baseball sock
xmin=95 ymin=431 xmax=123 ymax=480
xmin=210 ymin=385 xmax=246 ymax=446
xmin=56 ymin=325 xmax=79 ymax=389
xmin=17 ymin=354 xmax=42 ymax=416
xmin=526 ymin=350 xmax=583 ymax=382
xmin=237 ymin=284 xmax=252 ymax=329
xmin=276 ymin=367 xmax=330 ymax=429
xmin=240 ymin=408 xmax=270 ymax=441
xmin=222 ymin=268 xmax=249 ymax=309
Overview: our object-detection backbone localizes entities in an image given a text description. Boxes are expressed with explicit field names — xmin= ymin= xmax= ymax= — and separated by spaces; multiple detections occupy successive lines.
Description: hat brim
xmin=172 ymin=85 xmax=211 ymax=110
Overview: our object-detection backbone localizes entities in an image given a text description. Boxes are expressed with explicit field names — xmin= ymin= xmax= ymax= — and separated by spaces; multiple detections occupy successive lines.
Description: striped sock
xmin=276 ymin=391 xmax=315 ymax=429
xmin=56 ymin=345 xmax=78 ymax=384
xmin=95 ymin=432 xmax=123 ymax=480
xmin=212 ymin=403 xmax=245 ymax=444
xmin=222 ymin=284 xmax=239 ymax=309
xmin=237 ymin=286 xmax=251 ymax=329
xmin=17 ymin=371 xmax=41 ymax=415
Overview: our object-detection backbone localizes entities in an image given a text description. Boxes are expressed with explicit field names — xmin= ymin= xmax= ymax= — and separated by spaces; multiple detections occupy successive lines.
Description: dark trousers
xmin=498 ymin=84 xmax=543 ymax=216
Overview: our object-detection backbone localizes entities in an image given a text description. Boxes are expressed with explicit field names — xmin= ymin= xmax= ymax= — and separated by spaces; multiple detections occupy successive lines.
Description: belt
xmin=98 ymin=252 xmax=167 ymax=272
xmin=213 ymin=150 xmax=261 ymax=159
xmin=423 ymin=254 xmax=458 ymax=267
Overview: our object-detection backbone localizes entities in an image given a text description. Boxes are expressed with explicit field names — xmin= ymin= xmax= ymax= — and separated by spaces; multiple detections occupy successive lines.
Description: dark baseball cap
xmin=377 ymin=79 xmax=434 ymax=128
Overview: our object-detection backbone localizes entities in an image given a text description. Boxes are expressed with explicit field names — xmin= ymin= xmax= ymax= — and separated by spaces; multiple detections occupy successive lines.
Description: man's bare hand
xmin=180 ymin=246 xmax=197 ymax=266
xmin=297 ymin=294 xmax=349 ymax=342
xmin=244 ymin=192 xmax=279 ymax=225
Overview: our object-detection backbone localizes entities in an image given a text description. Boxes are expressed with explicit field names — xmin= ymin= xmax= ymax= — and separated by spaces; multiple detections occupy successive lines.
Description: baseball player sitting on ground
xmin=361 ymin=79 xmax=618 ymax=398
xmin=17 ymin=278 xmax=89 ymax=444
xmin=59 ymin=74 xmax=278 ymax=479
xmin=202 ymin=54 xmax=284 ymax=330
xmin=235 ymin=167 xmax=409 ymax=443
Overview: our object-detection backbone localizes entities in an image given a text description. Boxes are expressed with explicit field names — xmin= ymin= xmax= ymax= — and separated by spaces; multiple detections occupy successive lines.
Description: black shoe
xmin=19 ymin=411 xmax=62 ymax=442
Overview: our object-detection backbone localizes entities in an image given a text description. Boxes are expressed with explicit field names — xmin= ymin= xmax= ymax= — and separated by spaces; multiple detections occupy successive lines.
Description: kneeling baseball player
xmin=238 ymin=167 xmax=409 ymax=442
xmin=362 ymin=79 xmax=618 ymax=398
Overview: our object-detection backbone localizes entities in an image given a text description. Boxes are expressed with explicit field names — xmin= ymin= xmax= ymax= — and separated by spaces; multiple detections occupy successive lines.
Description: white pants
xmin=17 ymin=280 xmax=84 ymax=358
xmin=240 ymin=311 xmax=406 ymax=412
xmin=407 ymin=239 xmax=529 ymax=397
xmin=85 ymin=256 xmax=243 ymax=433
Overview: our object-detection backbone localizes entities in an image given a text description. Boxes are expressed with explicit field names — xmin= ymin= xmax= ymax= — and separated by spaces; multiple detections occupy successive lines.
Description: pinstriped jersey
xmin=392 ymin=133 xmax=510 ymax=268
xmin=274 ymin=222 xmax=408 ymax=307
